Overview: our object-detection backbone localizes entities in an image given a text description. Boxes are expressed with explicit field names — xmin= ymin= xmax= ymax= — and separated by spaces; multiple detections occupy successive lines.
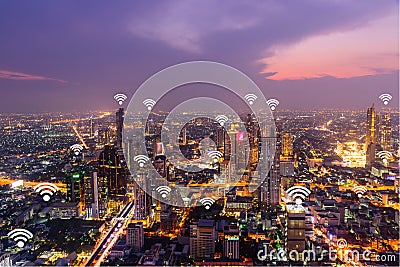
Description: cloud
xmin=259 ymin=14 xmax=399 ymax=80
xmin=0 ymin=70 xmax=67 ymax=83
xmin=128 ymin=0 xmax=397 ymax=80
xmin=128 ymin=1 xmax=273 ymax=53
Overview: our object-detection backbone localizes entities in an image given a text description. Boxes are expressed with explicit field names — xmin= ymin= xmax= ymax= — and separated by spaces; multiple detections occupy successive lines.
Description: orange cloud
xmin=0 ymin=70 xmax=67 ymax=83
xmin=259 ymin=15 xmax=399 ymax=80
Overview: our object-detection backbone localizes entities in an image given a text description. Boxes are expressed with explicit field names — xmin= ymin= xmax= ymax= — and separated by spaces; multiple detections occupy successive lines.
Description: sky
xmin=0 ymin=0 xmax=398 ymax=112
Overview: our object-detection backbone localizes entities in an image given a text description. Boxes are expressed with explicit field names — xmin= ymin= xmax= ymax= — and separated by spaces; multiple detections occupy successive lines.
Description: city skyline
xmin=0 ymin=1 xmax=398 ymax=112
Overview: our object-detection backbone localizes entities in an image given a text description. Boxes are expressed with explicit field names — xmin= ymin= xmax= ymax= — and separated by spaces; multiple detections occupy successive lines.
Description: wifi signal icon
xmin=207 ymin=150 xmax=223 ymax=162
xmin=352 ymin=185 xmax=367 ymax=198
xmin=34 ymin=182 xmax=59 ymax=201
xmin=215 ymin=115 xmax=229 ymax=126
xmin=143 ymin=98 xmax=156 ymax=111
xmin=156 ymin=186 xmax=171 ymax=198
xmin=8 ymin=229 xmax=33 ymax=248
xmin=266 ymin=98 xmax=280 ymax=111
xmin=244 ymin=93 xmax=258 ymax=105
xmin=70 ymin=144 xmax=83 ymax=155
xmin=286 ymin=186 xmax=311 ymax=205
xmin=337 ymin=238 xmax=348 ymax=249
xmin=379 ymin=93 xmax=392 ymax=105
xmin=200 ymin=197 xmax=215 ymax=210
xmin=114 ymin=93 xmax=128 ymax=105
xmin=376 ymin=150 xmax=392 ymax=163
xmin=134 ymin=155 xmax=149 ymax=167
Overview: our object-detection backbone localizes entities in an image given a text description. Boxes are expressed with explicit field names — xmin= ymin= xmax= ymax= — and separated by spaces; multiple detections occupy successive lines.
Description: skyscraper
xmin=259 ymin=138 xmax=281 ymax=211
xmin=223 ymin=225 xmax=240 ymax=259
xmin=133 ymin=182 xmax=150 ymax=222
xmin=66 ymin=172 xmax=83 ymax=203
xmin=286 ymin=205 xmax=306 ymax=258
xmin=281 ymin=132 xmax=293 ymax=157
xmin=380 ymin=112 xmax=391 ymax=151
xmin=98 ymin=145 xmax=127 ymax=200
xmin=366 ymin=104 xmax=378 ymax=167
xmin=116 ymin=108 xmax=124 ymax=148
xmin=366 ymin=104 xmax=376 ymax=148
xmin=280 ymin=132 xmax=295 ymax=176
xmin=83 ymin=171 xmax=107 ymax=218
xmin=126 ymin=222 xmax=144 ymax=252
xmin=190 ymin=219 xmax=216 ymax=259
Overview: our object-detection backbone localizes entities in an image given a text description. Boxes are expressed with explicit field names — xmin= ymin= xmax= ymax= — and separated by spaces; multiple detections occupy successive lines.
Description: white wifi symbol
xmin=70 ymin=144 xmax=83 ymax=155
xmin=379 ymin=93 xmax=392 ymax=105
xmin=8 ymin=229 xmax=33 ymax=248
xmin=142 ymin=98 xmax=156 ymax=111
xmin=215 ymin=115 xmax=229 ymax=126
xmin=34 ymin=182 xmax=59 ymax=202
xmin=207 ymin=150 xmax=223 ymax=162
xmin=286 ymin=186 xmax=311 ymax=205
xmin=376 ymin=150 xmax=392 ymax=164
xmin=244 ymin=94 xmax=258 ymax=105
xmin=266 ymin=98 xmax=280 ymax=111
xmin=156 ymin=186 xmax=171 ymax=198
xmin=134 ymin=155 xmax=149 ymax=167
xmin=352 ymin=185 xmax=367 ymax=198
xmin=114 ymin=93 xmax=128 ymax=105
xmin=267 ymin=98 xmax=279 ymax=110
xmin=200 ymin=197 xmax=215 ymax=209
xmin=337 ymin=238 xmax=348 ymax=249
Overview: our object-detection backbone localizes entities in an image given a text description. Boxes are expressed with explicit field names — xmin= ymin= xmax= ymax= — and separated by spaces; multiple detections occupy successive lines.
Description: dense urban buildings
xmin=0 ymin=105 xmax=398 ymax=266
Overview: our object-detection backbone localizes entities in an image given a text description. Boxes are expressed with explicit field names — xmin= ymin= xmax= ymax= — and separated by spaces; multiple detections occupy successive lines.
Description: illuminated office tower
xmin=98 ymin=128 xmax=111 ymax=146
xmin=380 ymin=112 xmax=391 ymax=151
xmin=98 ymin=145 xmax=127 ymax=200
xmin=66 ymin=173 xmax=83 ymax=203
xmin=366 ymin=104 xmax=378 ymax=167
xmin=366 ymin=104 xmax=376 ymax=147
xmin=134 ymin=181 xmax=150 ymax=222
xmin=280 ymin=132 xmax=295 ymax=176
xmin=281 ymin=132 xmax=293 ymax=157
xmin=116 ymin=108 xmax=124 ymax=148
xmin=259 ymin=139 xmax=280 ymax=211
xmin=181 ymin=127 xmax=187 ymax=145
xmin=286 ymin=205 xmax=306 ymax=257
xmin=89 ymin=115 xmax=95 ymax=138
xmin=190 ymin=219 xmax=216 ymax=259
xmin=223 ymin=225 xmax=240 ymax=259
xmin=83 ymin=171 xmax=107 ymax=218
xmin=126 ymin=222 xmax=144 ymax=252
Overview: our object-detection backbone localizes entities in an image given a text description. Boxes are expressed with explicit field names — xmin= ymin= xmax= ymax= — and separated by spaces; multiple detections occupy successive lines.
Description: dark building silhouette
xmin=116 ymin=108 xmax=124 ymax=148
xmin=98 ymin=145 xmax=127 ymax=200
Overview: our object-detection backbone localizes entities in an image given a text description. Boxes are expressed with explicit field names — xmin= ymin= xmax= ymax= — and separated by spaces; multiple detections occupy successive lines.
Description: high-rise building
xmin=366 ymin=104 xmax=379 ymax=167
xmin=133 ymin=181 xmax=150 ymax=222
xmin=380 ymin=112 xmax=391 ymax=151
xmin=83 ymin=171 xmax=108 ymax=218
xmin=126 ymin=222 xmax=144 ymax=252
xmin=281 ymin=132 xmax=293 ymax=157
xmin=190 ymin=219 xmax=216 ymax=259
xmin=98 ymin=145 xmax=127 ymax=200
xmin=223 ymin=225 xmax=240 ymax=259
xmin=116 ymin=108 xmax=124 ymax=148
xmin=286 ymin=205 xmax=306 ymax=258
xmin=366 ymin=104 xmax=376 ymax=148
xmin=280 ymin=132 xmax=295 ymax=176
xmin=259 ymin=139 xmax=281 ymax=211
xmin=89 ymin=115 xmax=95 ymax=138
xmin=66 ymin=173 xmax=83 ymax=203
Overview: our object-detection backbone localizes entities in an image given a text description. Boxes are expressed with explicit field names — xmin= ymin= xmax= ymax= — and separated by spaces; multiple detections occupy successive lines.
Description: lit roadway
xmin=83 ymin=201 xmax=134 ymax=266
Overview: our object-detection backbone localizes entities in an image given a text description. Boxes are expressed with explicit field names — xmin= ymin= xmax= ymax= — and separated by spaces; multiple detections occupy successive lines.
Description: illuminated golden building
xmin=281 ymin=132 xmax=294 ymax=158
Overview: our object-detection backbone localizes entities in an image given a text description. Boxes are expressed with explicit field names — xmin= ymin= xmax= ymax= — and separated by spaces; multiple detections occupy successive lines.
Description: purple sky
xmin=0 ymin=0 xmax=398 ymax=113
